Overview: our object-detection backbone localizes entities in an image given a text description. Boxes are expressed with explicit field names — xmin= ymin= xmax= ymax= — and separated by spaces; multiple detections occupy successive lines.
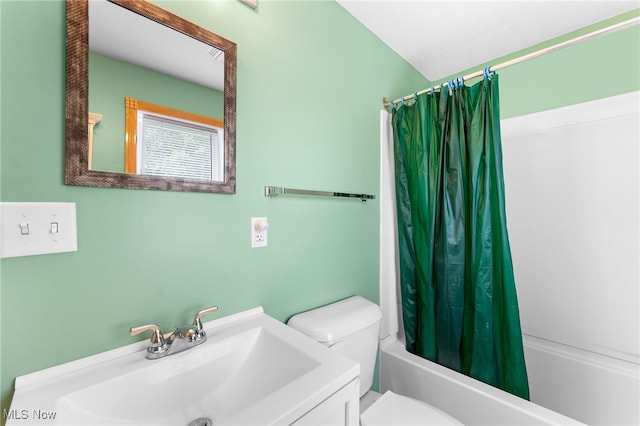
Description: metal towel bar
xmin=264 ymin=186 xmax=375 ymax=202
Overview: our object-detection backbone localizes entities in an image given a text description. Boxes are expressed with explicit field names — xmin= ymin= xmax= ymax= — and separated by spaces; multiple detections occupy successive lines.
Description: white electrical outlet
xmin=251 ymin=217 xmax=268 ymax=248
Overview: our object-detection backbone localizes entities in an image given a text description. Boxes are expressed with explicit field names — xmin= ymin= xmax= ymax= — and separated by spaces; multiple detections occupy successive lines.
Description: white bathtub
xmin=523 ymin=334 xmax=639 ymax=425
xmin=379 ymin=336 xmax=584 ymax=426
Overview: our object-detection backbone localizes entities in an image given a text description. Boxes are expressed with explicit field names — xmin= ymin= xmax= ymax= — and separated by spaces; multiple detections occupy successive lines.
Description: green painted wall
xmin=89 ymin=51 xmax=224 ymax=172
xmin=1 ymin=0 xmax=638 ymax=420
xmin=0 ymin=0 xmax=426 ymax=414
xmin=446 ymin=10 xmax=640 ymax=118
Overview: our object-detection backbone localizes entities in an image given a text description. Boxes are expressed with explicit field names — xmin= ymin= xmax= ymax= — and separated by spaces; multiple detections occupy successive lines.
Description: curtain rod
xmin=384 ymin=16 xmax=640 ymax=108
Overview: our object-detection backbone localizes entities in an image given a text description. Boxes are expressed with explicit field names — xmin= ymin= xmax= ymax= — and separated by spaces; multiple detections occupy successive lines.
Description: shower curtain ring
xmin=483 ymin=66 xmax=493 ymax=80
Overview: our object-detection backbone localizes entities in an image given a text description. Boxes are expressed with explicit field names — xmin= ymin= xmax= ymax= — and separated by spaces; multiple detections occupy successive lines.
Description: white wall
xmin=501 ymin=91 xmax=640 ymax=425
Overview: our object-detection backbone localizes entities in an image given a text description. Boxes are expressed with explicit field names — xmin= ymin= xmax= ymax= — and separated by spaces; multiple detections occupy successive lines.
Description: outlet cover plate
xmin=251 ymin=217 xmax=268 ymax=248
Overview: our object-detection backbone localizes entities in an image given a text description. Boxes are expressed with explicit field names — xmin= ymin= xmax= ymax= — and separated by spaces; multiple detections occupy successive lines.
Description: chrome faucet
xmin=130 ymin=306 xmax=218 ymax=359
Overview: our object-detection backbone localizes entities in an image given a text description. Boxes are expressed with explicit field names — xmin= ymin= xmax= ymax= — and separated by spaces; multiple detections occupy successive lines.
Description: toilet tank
xmin=288 ymin=296 xmax=382 ymax=397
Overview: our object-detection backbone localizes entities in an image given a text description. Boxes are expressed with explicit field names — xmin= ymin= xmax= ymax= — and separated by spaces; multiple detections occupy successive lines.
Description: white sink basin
xmin=8 ymin=308 xmax=359 ymax=425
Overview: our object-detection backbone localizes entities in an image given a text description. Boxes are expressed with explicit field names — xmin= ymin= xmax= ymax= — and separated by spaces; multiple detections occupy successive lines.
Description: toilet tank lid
xmin=287 ymin=296 xmax=382 ymax=343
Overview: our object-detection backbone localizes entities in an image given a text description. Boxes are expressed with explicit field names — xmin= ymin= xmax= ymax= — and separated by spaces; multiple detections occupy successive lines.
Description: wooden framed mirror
xmin=65 ymin=0 xmax=237 ymax=193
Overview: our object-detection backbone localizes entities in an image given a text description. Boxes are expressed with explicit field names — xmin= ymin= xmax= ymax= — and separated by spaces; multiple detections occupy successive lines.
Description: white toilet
xmin=287 ymin=296 xmax=463 ymax=425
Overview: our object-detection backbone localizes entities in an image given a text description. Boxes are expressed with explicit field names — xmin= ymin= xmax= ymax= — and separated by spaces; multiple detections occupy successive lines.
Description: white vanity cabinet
xmin=292 ymin=378 xmax=360 ymax=426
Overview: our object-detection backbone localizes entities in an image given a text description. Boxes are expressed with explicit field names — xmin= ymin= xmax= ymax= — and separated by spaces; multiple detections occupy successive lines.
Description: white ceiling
xmin=337 ymin=0 xmax=639 ymax=82
xmin=89 ymin=0 xmax=225 ymax=91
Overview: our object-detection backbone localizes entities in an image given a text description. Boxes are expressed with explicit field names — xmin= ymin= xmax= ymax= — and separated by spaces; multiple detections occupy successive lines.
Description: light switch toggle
xmin=19 ymin=223 xmax=30 ymax=235
xmin=50 ymin=222 xmax=59 ymax=234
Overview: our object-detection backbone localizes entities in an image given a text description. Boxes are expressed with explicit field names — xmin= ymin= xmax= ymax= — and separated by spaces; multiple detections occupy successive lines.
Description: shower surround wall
xmin=502 ymin=92 xmax=639 ymax=425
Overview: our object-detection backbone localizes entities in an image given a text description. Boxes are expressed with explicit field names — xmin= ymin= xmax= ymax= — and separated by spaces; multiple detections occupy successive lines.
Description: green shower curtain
xmin=392 ymin=76 xmax=530 ymax=400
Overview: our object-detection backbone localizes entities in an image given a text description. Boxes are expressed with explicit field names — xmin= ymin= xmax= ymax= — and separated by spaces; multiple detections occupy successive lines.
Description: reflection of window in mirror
xmin=124 ymin=97 xmax=224 ymax=181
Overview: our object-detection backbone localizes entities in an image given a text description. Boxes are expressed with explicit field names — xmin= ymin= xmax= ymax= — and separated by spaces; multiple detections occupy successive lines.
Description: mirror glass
xmin=65 ymin=0 xmax=237 ymax=193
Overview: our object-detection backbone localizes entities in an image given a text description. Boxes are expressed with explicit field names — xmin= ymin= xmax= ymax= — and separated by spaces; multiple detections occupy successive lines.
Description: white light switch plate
xmin=0 ymin=202 xmax=78 ymax=258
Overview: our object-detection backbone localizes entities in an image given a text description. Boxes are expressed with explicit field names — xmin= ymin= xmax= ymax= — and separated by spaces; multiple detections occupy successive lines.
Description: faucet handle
xmin=193 ymin=306 xmax=218 ymax=330
xmin=130 ymin=324 xmax=167 ymax=355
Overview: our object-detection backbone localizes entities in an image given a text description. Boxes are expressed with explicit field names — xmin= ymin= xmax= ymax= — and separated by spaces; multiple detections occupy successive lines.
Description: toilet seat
xmin=360 ymin=391 xmax=463 ymax=425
